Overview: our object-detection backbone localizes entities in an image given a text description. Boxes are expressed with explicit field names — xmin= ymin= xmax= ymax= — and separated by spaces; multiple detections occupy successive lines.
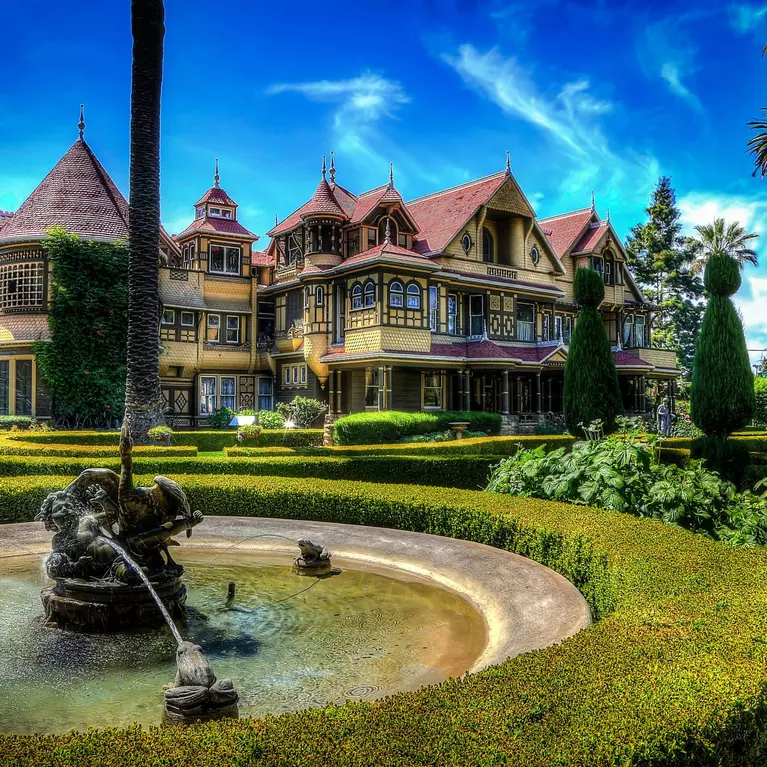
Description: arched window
xmin=315 ymin=286 xmax=324 ymax=307
xmin=623 ymin=314 xmax=634 ymax=346
xmin=363 ymin=280 xmax=376 ymax=308
xmin=351 ymin=283 xmax=363 ymax=310
xmin=378 ymin=216 xmax=398 ymax=244
xmin=389 ymin=280 xmax=404 ymax=307
xmin=304 ymin=287 xmax=310 ymax=309
xmin=482 ymin=228 xmax=494 ymax=263
xmin=406 ymin=283 xmax=421 ymax=309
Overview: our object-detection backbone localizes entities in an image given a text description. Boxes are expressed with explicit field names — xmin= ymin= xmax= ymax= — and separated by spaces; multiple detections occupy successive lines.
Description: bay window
xmin=389 ymin=281 xmax=404 ymax=308
xmin=351 ymin=284 xmax=363 ymax=310
xmin=406 ymin=283 xmax=421 ymax=309
xmin=364 ymin=280 xmax=376 ymax=308
xmin=209 ymin=244 xmax=241 ymax=275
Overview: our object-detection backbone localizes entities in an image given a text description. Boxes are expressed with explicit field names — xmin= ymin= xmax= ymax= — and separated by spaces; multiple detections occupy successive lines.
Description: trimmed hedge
xmin=665 ymin=434 xmax=767 ymax=453
xmin=0 ymin=455 xmax=501 ymax=490
xmin=5 ymin=477 xmax=767 ymax=764
xmin=0 ymin=416 xmax=37 ymax=430
xmin=226 ymin=434 xmax=576 ymax=457
xmin=6 ymin=429 xmax=323 ymax=452
xmin=0 ymin=443 xmax=198 ymax=458
xmin=333 ymin=410 xmax=502 ymax=445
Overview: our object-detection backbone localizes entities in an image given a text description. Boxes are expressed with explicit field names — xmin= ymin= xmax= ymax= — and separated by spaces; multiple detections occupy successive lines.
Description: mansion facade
xmin=0 ymin=123 xmax=680 ymax=428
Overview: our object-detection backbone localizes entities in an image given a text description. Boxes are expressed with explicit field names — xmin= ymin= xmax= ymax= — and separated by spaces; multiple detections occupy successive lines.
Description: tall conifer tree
xmin=625 ymin=177 xmax=703 ymax=376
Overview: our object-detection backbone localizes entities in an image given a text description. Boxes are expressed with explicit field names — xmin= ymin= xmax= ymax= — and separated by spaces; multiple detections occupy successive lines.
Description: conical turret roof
xmin=301 ymin=178 xmax=347 ymax=219
xmin=0 ymin=138 xmax=129 ymax=242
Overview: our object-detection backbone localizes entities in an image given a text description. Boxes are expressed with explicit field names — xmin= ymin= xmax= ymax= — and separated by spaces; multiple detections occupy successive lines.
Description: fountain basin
xmin=0 ymin=517 xmax=590 ymax=734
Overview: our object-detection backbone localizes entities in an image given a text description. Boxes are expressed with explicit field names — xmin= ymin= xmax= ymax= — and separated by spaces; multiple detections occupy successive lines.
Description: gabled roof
xmin=0 ymin=211 xmax=12 ymax=232
xmin=176 ymin=216 xmax=257 ymax=240
xmin=251 ymin=250 xmax=272 ymax=267
xmin=336 ymin=240 xmax=436 ymax=272
xmin=268 ymin=180 xmax=354 ymax=237
xmin=539 ymin=208 xmax=595 ymax=257
xmin=0 ymin=138 xmax=129 ymax=242
xmin=195 ymin=185 xmax=237 ymax=207
xmin=571 ymin=221 xmax=610 ymax=255
xmin=407 ymin=172 xmax=508 ymax=255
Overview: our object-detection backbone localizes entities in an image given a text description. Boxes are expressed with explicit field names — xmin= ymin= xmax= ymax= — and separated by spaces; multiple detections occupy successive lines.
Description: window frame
xmin=209 ymin=244 xmax=241 ymax=276
xmin=406 ymin=282 xmax=421 ymax=310
xmin=447 ymin=293 xmax=458 ymax=335
xmin=482 ymin=228 xmax=494 ymax=263
xmin=530 ymin=245 xmax=540 ymax=265
xmin=225 ymin=315 xmax=240 ymax=344
xmin=161 ymin=309 xmax=176 ymax=325
xmin=364 ymin=368 xmax=379 ymax=409
xmin=423 ymin=371 xmax=443 ymax=410
xmin=199 ymin=375 xmax=217 ymax=415
xmin=315 ymin=286 xmax=324 ymax=307
xmin=351 ymin=283 xmax=363 ymax=311
xmin=206 ymin=313 xmax=221 ymax=343
xmin=469 ymin=294 xmax=484 ymax=336
xmin=624 ymin=313 xmax=634 ymax=346
xmin=603 ymin=261 xmax=612 ymax=285
xmin=389 ymin=280 xmax=404 ymax=308
xmin=516 ymin=303 xmax=535 ymax=342
xmin=220 ymin=376 xmax=237 ymax=411
xmin=429 ymin=285 xmax=438 ymax=331
xmin=180 ymin=311 xmax=195 ymax=327
xmin=257 ymin=376 xmax=274 ymax=411
xmin=363 ymin=280 xmax=376 ymax=308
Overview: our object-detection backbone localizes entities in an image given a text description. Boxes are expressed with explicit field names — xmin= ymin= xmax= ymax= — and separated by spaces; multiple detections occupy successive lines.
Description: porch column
xmin=335 ymin=370 xmax=343 ymax=414
xmin=536 ymin=371 xmax=542 ymax=414
xmin=378 ymin=365 xmax=386 ymax=410
xmin=517 ymin=376 xmax=523 ymax=414
xmin=387 ymin=367 xmax=394 ymax=411
xmin=547 ymin=377 xmax=553 ymax=412
xmin=463 ymin=370 xmax=471 ymax=411
xmin=502 ymin=370 xmax=510 ymax=414
xmin=328 ymin=370 xmax=336 ymax=415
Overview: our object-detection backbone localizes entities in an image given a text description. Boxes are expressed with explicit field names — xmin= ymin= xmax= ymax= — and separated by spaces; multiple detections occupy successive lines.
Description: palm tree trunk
xmin=125 ymin=0 xmax=166 ymax=443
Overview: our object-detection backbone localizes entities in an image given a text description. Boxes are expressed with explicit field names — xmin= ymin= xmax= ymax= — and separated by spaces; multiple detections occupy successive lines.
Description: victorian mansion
xmin=0 ymin=118 xmax=680 ymax=427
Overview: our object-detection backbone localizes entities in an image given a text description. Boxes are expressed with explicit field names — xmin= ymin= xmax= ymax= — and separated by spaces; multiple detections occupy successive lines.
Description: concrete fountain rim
xmin=0 ymin=515 xmax=591 ymax=672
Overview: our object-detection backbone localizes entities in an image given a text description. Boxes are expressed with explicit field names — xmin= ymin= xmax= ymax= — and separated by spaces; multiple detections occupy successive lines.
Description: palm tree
xmin=691 ymin=219 xmax=759 ymax=274
xmin=125 ymin=0 xmax=166 ymax=442
xmin=747 ymin=44 xmax=767 ymax=178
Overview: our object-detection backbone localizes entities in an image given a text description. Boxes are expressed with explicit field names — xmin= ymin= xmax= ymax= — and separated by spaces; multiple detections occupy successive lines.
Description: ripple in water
xmin=0 ymin=549 xmax=486 ymax=734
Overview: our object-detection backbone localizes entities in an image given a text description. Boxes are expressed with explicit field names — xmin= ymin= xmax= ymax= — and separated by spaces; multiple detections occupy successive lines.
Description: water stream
xmin=98 ymin=537 xmax=184 ymax=646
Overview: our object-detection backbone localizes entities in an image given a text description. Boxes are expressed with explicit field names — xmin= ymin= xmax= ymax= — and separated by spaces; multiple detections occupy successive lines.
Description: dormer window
xmin=208 ymin=207 xmax=233 ymax=219
xmin=196 ymin=207 xmax=205 ymax=219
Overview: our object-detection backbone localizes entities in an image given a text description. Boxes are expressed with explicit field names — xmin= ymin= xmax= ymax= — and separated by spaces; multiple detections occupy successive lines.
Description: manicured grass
xmin=3 ymin=476 xmax=767 ymax=764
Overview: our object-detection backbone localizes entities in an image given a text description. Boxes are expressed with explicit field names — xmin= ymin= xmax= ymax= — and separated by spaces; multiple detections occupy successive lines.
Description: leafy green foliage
xmin=147 ymin=425 xmax=172 ymax=443
xmin=257 ymin=410 xmax=285 ymax=429
xmin=625 ymin=177 xmax=704 ymax=376
xmin=563 ymin=268 xmax=623 ymax=436
xmin=755 ymin=377 xmax=767 ymax=427
xmin=203 ymin=407 xmax=236 ymax=428
xmin=0 ymin=416 xmax=38 ymax=430
xmin=333 ymin=410 xmax=502 ymax=445
xmin=235 ymin=424 xmax=261 ymax=441
xmin=691 ymin=254 xmax=756 ymax=437
xmin=33 ymin=229 xmax=128 ymax=427
xmin=276 ymin=396 xmax=328 ymax=428
xmin=487 ymin=430 xmax=767 ymax=545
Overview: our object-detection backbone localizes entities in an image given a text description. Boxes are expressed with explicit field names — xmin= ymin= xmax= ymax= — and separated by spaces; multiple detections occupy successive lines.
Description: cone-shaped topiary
xmin=563 ymin=267 xmax=623 ymax=436
xmin=691 ymin=254 xmax=755 ymax=437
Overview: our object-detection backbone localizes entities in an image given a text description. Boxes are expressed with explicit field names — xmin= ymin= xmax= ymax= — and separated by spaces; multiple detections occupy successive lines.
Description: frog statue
xmin=36 ymin=419 xmax=204 ymax=585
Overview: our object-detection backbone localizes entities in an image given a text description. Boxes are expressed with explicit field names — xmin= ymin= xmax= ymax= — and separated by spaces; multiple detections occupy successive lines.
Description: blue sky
xmin=1 ymin=0 xmax=767 ymax=362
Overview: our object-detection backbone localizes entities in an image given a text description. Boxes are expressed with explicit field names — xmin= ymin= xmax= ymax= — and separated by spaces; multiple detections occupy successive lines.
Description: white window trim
xmin=220 ymin=375 xmax=237 ymax=411
xmin=209 ymin=244 xmax=241 ymax=276
xmin=181 ymin=311 xmax=195 ymax=327
xmin=406 ymin=283 xmax=421 ymax=310
xmin=207 ymin=313 xmax=221 ymax=343
xmin=316 ymin=286 xmax=324 ymax=307
xmin=389 ymin=281 xmax=404 ymax=308
xmin=199 ymin=375 xmax=217 ymax=415
xmin=161 ymin=309 xmax=175 ymax=325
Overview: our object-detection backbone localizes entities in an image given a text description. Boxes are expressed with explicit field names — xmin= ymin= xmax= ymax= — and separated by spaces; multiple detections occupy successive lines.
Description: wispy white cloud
xmin=678 ymin=190 xmax=767 ymax=363
xmin=267 ymin=71 xmax=468 ymax=190
xmin=441 ymin=44 xmax=660 ymax=212
xmin=728 ymin=3 xmax=767 ymax=34
xmin=638 ymin=16 xmax=704 ymax=112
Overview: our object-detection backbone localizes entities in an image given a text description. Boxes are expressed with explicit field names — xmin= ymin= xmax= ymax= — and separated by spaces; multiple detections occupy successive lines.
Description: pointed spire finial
xmin=214 ymin=158 xmax=220 ymax=188
xmin=389 ymin=162 xmax=394 ymax=189
xmin=606 ymin=208 xmax=611 ymax=223
xmin=275 ymin=213 xmax=279 ymax=226
xmin=329 ymin=151 xmax=336 ymax=184
xmin=78 ymin=104 xmax=85 ymax=140
xmin=322 ymin=155 xmax=327 ymax=181
xmin=505 ymin=150 xmax=511 ymax=174
xmin=384 ymin=217 xmax=392 ymax=245
xmin=591 ymin=190 xmax=595 ymax=210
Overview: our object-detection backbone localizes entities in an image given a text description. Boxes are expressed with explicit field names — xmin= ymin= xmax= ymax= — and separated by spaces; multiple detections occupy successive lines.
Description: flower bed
xmin=3 ymin=476 xmax=767 ymax=764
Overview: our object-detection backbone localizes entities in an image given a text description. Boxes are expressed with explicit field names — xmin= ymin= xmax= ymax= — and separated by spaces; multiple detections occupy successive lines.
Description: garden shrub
xmin=563 ymin=268 xmax=623 ymax=436
xmin=0 ymin=455 xmax=501 ymax=489
xmin=0 ymin=416 xmax=38 ymax=431
xmin=0 ymin=442 xmax=197 ymax=458
xmin=487 ymin=431 xmax=767 ymax=546
xmin=276 ymin=396 xmax=328 ymax=427
xmin=333 ymin=410 xmax=502 ymax=445
xmin=257 ymin=410 xmax=285 ymax=429
xmin=6 ymin=477 xmax=767 ymax=764
xmin=202 ymin=407 xmax=236 ymax=428
xmin=755 ymin=377 xmax=767 ymax=428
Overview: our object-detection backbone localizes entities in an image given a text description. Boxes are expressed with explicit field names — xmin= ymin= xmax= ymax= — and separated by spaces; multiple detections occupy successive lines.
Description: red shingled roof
xmin=0 ymin=139 xmax=129 ymax=242
xmin=539 ymin=208 xmax=595 ymax=257
xmin=195 ymin=186 xmax=237 ymax=207
xmin=0 ymin=211 xmax=12 ymax=232
xmin=614 ymin=350 xmax=653 ymax=368
xmin=340 ymin=240 xmax=433 ymax=270
xmin=302 ymin=178 xmax=347 ymax=219
xmin=251 ymin=250 xmax=272 ymax=267
xmin=407 ymin=172 xmax=508 ymax=255
xmin=571 ymin=222 xmax=609 ymax=254
xmin=176 ymin=216 xmax=257 ymax=239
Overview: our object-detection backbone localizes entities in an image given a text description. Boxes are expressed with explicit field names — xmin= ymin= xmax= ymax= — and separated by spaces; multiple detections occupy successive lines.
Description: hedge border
xmin=3 ymin=477 xmax=767 ymax=764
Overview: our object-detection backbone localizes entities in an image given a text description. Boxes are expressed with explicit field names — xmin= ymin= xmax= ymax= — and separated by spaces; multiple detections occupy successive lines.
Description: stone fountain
xmin=35 ymin=419 xmax=239 ymax=723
